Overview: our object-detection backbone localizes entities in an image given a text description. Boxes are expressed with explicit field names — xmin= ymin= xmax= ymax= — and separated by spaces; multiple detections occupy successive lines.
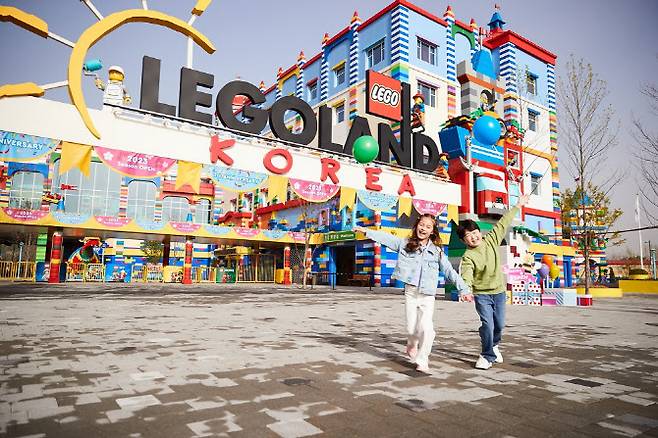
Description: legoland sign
xmin=139 ymin=57 xmax=443 ymax=174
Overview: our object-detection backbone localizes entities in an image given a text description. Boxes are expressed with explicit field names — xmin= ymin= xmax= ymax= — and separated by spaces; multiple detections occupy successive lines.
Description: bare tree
xmin=632 ymin=83 xmax=658 ymax=222
xmin=558 ymin=55 xmax=623 ymax=293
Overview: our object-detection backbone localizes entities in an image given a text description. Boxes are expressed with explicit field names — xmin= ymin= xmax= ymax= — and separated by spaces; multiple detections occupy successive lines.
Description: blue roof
xmin=471 ymin=50 xmax=496 ymax=80
xmin=488 ymin=11 xmax=506 ymax=29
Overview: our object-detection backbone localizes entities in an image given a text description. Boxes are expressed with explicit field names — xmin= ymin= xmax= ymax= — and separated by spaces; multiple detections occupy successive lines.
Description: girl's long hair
xmin=404 ymin=213 xmax=441 ymax=253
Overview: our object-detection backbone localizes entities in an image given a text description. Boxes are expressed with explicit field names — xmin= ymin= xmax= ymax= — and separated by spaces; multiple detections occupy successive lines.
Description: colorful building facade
xmin=0 ymin=1 xmax=574 ymax=287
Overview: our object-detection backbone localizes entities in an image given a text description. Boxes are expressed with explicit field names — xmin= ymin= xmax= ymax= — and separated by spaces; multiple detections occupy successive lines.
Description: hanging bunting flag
xmin=413 ymin=199 xmax=447 ymax=216
xmin=95 ymin=146 xmax=176 ymax=178
xmin=59 ymin=142 xmax=92 ymax=176
xmin=175 ymin=160 xmax=202 ymax=193
xmin=204 ymin=165 xmax=268 ymax=191
xmin=447 ymin=204 xmax=459 ymax=224
xmin=357 ymin=190 xmax=398 ymax=212
xmin=339 ymin=187 xmax=356 ymax=211
xmin=398 ymin=196 xmax=413 ymax=218
xmin=0 ymin=130 xmax=58 ymax=162
xmin=267 ymin=175 xmax=288 ymax=203
xmin=289 ymin=178 xmax=339 ymax=202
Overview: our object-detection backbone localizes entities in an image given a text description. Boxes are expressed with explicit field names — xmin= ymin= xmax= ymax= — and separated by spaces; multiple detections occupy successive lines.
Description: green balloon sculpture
xmin=352 ymin=135 xmax=379 ymax=164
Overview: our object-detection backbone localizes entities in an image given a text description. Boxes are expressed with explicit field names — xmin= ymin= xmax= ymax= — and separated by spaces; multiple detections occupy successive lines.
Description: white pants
xmin=404 ymin=284 xmax=436 ymax=368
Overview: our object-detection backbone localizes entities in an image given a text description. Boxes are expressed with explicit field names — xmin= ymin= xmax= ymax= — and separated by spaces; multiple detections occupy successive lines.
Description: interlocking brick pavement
xmin=0 ymin=283 xmax=657 ymax=437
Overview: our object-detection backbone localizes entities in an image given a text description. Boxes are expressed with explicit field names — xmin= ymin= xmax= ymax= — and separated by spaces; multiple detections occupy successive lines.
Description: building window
xmin=53 ymin=161 xmax=121 ymax=216
xmin=9 ymin=171 xmax=44 ymax=210
xmin=417 ymin=37 xmax=437 ymax=65
xmin=333 ymin=64 xmax=345 ymax=86
xmin=308 ymin=82 xmax=318 ymax=100
xmin=335 ymin=103 xmax=345 ymax=123
xmin=127 ymin=180 xmax=157 ymax=222
xmin=526 ymin=72 xmax=538 ymax=95
xmin=417 ymin=82 xmax=436 ymax=107
xmin=366 ymin=39 xmax=385 ymax=69
xmin=528 ymin=110 xmax=539 ymax=131
xmin=530 ymin=173 xmax=542 ymax=195
xmin=194 ymin=199 xmax=212 ymax=224
xmin=162 ymin=196 xmax=191 ymax=222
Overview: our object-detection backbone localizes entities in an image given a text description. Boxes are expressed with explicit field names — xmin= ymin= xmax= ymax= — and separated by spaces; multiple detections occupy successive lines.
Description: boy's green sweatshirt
xmin=460 ymin=206 xmax=520 ymax=295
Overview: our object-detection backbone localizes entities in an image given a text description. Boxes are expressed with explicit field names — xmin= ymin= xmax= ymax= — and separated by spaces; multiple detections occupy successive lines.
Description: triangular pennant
xmin=175 ymin=160 xmax=203 ymax=193
xmin=398 ymin=196 xmax=413 ymax=218
xmin=267 ymin=175 xmax=288 ymax=203
xmin=339 ymin=187 xmax=356 ymax=211
xmin=59 ymin=142 xmax=92 ymax=176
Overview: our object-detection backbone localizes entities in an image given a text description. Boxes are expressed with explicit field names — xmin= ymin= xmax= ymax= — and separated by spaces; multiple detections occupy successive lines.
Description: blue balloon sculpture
xmin=472 ymin=115 xmax=502 ymax=145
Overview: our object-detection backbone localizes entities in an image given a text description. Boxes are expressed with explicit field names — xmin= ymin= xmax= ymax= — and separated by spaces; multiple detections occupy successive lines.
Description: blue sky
xmin=1 ymin=0 xmax=657 ymax=257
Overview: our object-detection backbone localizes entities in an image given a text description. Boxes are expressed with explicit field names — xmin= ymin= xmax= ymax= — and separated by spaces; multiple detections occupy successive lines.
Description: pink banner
xmin=234 ymin=227 xmax=260 ymax=238
xmin=289 ymin=231 xmax=307 ymax=242
xmin=95 ymin=146 xmax=176 ymax=178
xmin=170 ymin=222 xmax=201 ymax=233
xmin=413 ymin=199 xmax=447 ymax=216
xmin=504 ymin=267 xmax=536 ymax=284
xmin=289 ymin=178 xmax=339 ymax=203
xmin=95 ymin=216 xmax=131 ymax=228
xmin=3 ymin=208 xmax=48 ymax=222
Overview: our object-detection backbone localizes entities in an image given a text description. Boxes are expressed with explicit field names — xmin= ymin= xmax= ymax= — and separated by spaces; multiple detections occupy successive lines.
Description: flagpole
xmin=637 ymin=194 xmax=644 ymax=270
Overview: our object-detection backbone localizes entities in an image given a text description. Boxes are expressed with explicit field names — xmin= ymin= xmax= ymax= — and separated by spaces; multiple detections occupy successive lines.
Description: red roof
xmin=484 ymin=29 xmax=556 ymax=65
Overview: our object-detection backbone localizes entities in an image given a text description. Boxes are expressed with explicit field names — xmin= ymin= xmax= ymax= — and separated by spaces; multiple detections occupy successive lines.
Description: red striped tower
xmin=373 ymin=211 xmax=382 ymax=287
xmin=182 ymin=239 xmax=193 ymax=284
xmin=283 ymin=246 xmax=291 ymax=285
xmin=48 ymin=231 xmax=63 ymax=283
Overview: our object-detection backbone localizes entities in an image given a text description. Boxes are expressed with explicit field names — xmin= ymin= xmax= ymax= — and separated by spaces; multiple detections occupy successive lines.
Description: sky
xmin=1 ymin=0 xmax=657 ymax=259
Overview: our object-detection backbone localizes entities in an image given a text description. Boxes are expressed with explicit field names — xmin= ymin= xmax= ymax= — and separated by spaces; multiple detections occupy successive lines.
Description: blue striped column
xmin=470 ymin=19 xmax=479 ymax=57
xmin=444 ymin=6 xmax=457 ymax=117
xmin=547 ymin=64 xmax=556 ymax=112
xmin=320 ymin=33 xmax=329 ymax=101
xmin=389 ymin=4 xmax=410 ymax=147
xmin=390 ymin=4 xmax=410 ymax=82
xmin=444 ymin=6 xmax=456 ymax=83
xmin=547 ymin=62 xmax=561 ymax=244
xmin=348 ymin=11 xmax=361 ymax=122
xmin=276 ymin=67 xmax=283 ymax=100
xmin=348 ymin=11 xmax=360 ymax=85
xmin=296 ymin=51 xmax=305 ymax=99
xmin=499 ymin=42 xmax=518 ymax=121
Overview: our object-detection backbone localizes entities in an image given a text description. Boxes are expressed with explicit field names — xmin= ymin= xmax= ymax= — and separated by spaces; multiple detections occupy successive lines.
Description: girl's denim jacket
xmin=365 ymin=229 xmax=470 ymax=297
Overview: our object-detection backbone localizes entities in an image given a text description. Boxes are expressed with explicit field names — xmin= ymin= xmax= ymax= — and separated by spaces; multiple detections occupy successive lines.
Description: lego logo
xmin=370 ymin=84 xmax=400 ymax=107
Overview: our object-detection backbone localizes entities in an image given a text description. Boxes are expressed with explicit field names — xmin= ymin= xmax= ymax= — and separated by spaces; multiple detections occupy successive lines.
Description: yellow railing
xmin=84 ymin=264 xmax=105 ymax=282
xmin=0 ymin=261 xmax=37 ymax=282
xmin=66 ymin=263 xmax=87 ymax=282
xmin=0 ymin=261 xmax=14 ymax=280
xmin=13 ymin=262 xmax=36 ymax=282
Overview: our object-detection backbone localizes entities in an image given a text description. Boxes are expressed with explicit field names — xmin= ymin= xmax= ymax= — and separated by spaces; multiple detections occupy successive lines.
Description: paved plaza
xmin=0 ymin=283 xmax=657 ymax=437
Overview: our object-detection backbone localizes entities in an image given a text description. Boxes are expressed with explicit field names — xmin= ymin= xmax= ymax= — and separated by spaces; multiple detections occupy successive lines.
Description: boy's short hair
xmin=456 ymin=219 xmax=480 ymax=240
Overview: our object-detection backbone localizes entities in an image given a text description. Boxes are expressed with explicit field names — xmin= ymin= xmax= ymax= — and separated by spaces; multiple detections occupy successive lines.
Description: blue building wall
xmin=358 ymin=13 xmax=391 ymax=77
xmin=326 ymin=39 xmax=350 ymax=97
xmin=515 ymin=50 xmax=549 ymax=106
xmin=304 ymin=59 xmax=321 ymax=105
xmin=408 ymin=11 xmax=448 ymax=78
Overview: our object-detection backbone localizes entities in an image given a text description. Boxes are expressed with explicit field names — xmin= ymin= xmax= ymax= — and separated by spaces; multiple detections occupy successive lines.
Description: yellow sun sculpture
xmin=0 ymin=1 xmax=216 ymax=139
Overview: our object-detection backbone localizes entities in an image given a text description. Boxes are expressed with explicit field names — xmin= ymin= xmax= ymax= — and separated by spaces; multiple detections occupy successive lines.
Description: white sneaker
xmin=475 ymin=355 xmax=493 ymax=370
xmin=493 ymin=345 xmax=503 ymax=364
xmin=415 ymin=361 xmax=430 ymax=373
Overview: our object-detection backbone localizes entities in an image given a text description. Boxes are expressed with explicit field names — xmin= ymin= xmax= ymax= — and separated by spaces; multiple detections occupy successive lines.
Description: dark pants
xmin=474 ymin=292 xmax=506 ymax=363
